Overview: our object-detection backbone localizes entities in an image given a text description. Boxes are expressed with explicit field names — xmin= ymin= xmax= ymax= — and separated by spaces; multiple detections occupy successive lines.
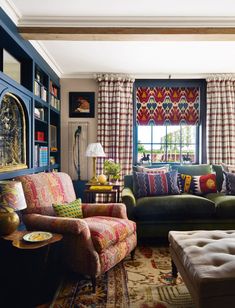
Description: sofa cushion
xmin=206 ymin=193 xmax=235 ymax=218
xmin=177 ymin=164 xmax=211 ymax=176
xmin=85 ymin=216 xmax=136 ymax=252
xmin=133 ymin=171 xmax=180 ymax=198
xmin=212 ymin=164 xmax=224 ymax=192
xmin=135 ymin=194 xmax=215 ymax=220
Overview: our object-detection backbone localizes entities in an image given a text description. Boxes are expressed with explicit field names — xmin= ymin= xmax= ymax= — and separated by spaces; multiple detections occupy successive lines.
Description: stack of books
xmin=34 ymin=145 xmax=48 ymax=167
xmin=89 ymin=185 xmax=113 ymax=191
xmin=39 ymin=146 xmax=48 ymax=167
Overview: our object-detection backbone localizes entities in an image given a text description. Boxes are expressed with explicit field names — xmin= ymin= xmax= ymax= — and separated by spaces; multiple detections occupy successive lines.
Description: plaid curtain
xmin=207 ymin=75 xmax=235 ymax=164
xmin=96 ymin=74 xmax=134 ymax=186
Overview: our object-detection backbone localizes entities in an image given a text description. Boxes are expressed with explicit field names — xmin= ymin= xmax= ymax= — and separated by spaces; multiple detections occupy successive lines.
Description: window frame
xmin=133 ymin=79 xmax=207 ymax=165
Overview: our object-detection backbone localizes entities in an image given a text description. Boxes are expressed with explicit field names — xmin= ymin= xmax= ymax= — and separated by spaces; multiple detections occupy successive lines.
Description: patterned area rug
xmin=51 ymin=246 xmax=195 ymax=307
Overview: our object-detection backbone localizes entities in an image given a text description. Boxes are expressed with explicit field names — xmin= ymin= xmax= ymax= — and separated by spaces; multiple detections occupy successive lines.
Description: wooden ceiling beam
xmin=18 ymin=26 xmax=235 ymax=41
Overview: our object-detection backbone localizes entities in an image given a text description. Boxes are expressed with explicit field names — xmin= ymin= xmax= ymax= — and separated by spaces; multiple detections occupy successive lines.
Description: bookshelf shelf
xmin=35 ymin=140 xmax=48 ymax=144
xmin=33 ymin=166 xmax=49 ymax=173
xmin=34 ymin=96 xmax=48 ymax=107
xmin=35 ymin=118 xmax=47 ymax=125
xmin=50 ymin=105 xmax=60 ymax=115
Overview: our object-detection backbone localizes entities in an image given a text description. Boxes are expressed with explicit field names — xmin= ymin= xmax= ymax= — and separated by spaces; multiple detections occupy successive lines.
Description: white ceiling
xmin=3 ymin=0 xmax=235 ymax=78
xmin=8 ymin=0 xmax=235 ymax=17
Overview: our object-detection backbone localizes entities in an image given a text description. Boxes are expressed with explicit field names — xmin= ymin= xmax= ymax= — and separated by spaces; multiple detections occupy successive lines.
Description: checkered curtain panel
xmin=96 ymin=74 xmax=134 ymax=186
xmin=207 ymin=75 xmax=235 ymax=164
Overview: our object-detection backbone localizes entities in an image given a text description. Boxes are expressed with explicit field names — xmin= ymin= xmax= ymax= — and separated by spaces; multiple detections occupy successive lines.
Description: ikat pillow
xmin=178 ymin=173 xmax=193 ymax=193
xmin=53 ymin=198 xmax=83 ymax=218
xmin=133 ymin=171 xmax=180 ymax=198
xmin=191 ymin=174 xmax=217 ymax=195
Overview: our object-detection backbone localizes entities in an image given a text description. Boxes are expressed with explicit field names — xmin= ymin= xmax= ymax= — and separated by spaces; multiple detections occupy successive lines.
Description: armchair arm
xmin=23 ymin=213 xmax=89 ymax=235
xmin=121 ymin=187 xmax=136 ymax=219
xmin=23 ymin=213 xmax=101 ymax=277
xmin=82 ymin=203 xmax=127 ymax=219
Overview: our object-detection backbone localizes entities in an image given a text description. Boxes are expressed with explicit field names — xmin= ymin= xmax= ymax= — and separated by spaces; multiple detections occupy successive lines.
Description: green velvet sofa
xmin=121 ymin=164 xmax=235 ymax=240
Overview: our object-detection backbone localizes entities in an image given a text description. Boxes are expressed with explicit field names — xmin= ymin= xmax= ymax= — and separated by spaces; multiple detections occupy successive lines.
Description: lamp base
xmin=0 ymin=206 xmax=20 ymax=235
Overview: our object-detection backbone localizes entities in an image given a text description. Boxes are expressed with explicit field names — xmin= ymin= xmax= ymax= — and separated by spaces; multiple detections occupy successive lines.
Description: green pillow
xmin=53 ymin=198 xmax=83 ymax=218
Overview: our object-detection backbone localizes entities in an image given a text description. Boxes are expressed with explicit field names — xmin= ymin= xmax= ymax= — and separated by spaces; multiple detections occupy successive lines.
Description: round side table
xmin=3 ymin=230 xmax=63 ymax=249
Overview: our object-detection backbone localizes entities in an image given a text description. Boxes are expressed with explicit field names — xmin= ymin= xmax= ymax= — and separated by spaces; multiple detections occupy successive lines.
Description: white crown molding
xmin=61 ymin=72 xmax=208 ymax=79
xmin=0 ymin=0 xmax=21 ymax=25
xmin=29 ymin=41 xmax=63 ymax=77
xmin=18 ymin=16 xmax=235 ymax=28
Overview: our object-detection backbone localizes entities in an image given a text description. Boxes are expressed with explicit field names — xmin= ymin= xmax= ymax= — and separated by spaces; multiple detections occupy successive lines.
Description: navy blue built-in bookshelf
xmin=0 ymin=9 xmax=61 ymax=180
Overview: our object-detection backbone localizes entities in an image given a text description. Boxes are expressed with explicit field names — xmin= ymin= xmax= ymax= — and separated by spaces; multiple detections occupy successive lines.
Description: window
xmin=134 ymin=80 xmax=206 ymax=165
xmin=137 ymin=125 xmax=198 ymax=164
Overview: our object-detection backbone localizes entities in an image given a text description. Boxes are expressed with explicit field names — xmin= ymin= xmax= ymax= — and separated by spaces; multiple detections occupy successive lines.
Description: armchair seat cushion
xmin=85 ymin=216 xmax=136 ymax=252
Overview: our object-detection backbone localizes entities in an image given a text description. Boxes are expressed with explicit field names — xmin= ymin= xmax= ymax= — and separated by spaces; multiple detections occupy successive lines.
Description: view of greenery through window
xmin=137 ymin=125 xmax=197 ymax=164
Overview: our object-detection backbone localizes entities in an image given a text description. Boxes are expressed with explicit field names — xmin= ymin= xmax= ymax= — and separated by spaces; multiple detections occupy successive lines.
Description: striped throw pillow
xmin=133 ymin=171 xmax=180 ymax=198
xmin=53 ymin=198 xmax=83 ymax=218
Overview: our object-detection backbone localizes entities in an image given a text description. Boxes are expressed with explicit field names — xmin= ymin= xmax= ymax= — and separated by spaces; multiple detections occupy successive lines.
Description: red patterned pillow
xmin=192 ymin=174 xmax=217 ymax=195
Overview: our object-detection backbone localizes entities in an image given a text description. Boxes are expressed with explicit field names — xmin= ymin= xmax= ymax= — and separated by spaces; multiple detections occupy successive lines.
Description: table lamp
xmin=85 ymin=143 xmax=106 ymax=184
xmin=0 ymin=181 xmax=27 ymax=235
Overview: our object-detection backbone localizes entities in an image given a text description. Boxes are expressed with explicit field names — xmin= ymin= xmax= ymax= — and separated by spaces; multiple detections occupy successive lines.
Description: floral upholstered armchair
xmin=16 ymin=172 xmax=137 ymax=292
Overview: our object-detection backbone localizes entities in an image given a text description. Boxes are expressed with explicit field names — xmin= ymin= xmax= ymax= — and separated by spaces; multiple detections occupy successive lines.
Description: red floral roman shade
xmin=136 ymin=87 xmax=200 ymax=125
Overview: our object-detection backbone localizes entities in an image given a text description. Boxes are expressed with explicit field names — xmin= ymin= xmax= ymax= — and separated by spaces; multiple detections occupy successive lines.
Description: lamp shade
xmin=85 ymin=143 xmax=106 ymax=157
xmin=0 ymin=181 xmax=27 ymax=210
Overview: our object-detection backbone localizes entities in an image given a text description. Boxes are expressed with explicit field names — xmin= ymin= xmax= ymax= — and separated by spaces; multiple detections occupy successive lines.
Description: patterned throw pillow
xmin=178 ymin=173 xmax=193 ymax=193
xmin=53 ymin=198 xmax=83 ymax=218
xmin=222 ymin=172 xmax=235 ymax=195
xmin=133 ymin=171 xmax=180 ymax=198
xmin=191 ymin=174 xmax=217 ymax=195
xmin=136 ymin=165 xmax=169 ymax=174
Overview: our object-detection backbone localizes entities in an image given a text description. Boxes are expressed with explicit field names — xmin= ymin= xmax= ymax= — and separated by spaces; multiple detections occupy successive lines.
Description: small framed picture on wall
xmin=69 ymin=92 xmax=95 ymax=118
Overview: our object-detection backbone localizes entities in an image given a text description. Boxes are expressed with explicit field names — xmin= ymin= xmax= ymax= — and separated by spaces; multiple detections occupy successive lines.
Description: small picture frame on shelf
xmin=69 ymin=92 xmax=95 ymax=118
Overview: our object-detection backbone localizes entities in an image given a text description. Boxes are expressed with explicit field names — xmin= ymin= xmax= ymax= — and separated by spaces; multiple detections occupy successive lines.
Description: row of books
xmin=34 ymin=107 xmax=45 ymax=121
xmin=50 ymin=95 xmax=60 ymax=111
xmin=34 ymin=80 xmax=47 ymax=101
xmin=34 ymin=145 xmax=48 ymax=167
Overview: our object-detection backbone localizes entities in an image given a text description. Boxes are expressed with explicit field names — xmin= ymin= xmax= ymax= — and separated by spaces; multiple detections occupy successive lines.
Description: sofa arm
xmin=82 ymin=203 xmax=127 ymax=219
xmin=23 ymin=213 xmax=89 ymax=235
xmin=121 ymin=187 xmax=136 ymax=219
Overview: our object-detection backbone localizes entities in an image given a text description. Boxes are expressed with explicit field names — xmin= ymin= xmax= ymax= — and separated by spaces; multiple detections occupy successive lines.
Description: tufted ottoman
xmin=169 ymin=230 xmax=235 ymax=308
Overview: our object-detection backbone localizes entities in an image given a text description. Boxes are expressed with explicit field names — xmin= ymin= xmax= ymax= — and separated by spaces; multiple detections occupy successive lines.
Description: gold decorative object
xmin=0 ymin=181 xmax=27 ymax=235
xmin=85 ymin=143 xmax=106 ymax=184
xmin=97 ymin=174 xmax=107 ymax=184
xmin=0 ymin=93 xmax=27 ymax=173
xmin=0 ymin=206 xmax=20 ymax=235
